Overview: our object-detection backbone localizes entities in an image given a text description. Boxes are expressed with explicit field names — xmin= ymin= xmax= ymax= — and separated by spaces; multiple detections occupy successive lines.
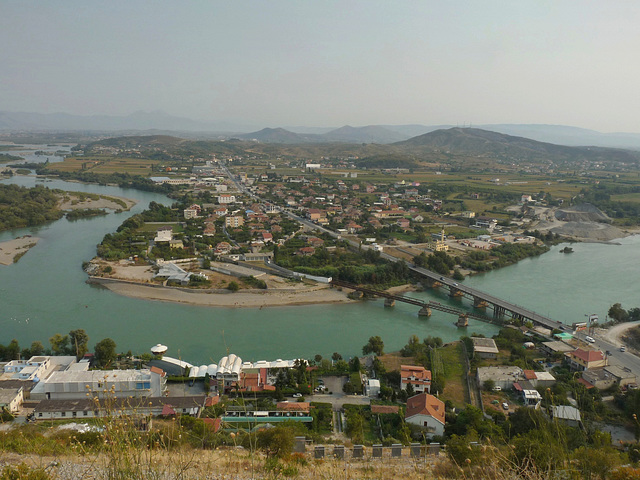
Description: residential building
xmin=405 ymin=393 xmax=445 ymax=437
xmin=225 ymin=216 xmax=245 ymax=228
xmin=364 ymin=379 xmax=380 ymax=398
xmin=33 ymin=396 xmax=206 ymax=421
xmin=471 ymin=337 xmax=499 ymax=359
xmin=401 ymin=365 xmax=432 ymax=394
xmin=581 ymin=365 xmax=636 ymax=389
xmin=565 ymin=349 xmax=607 ymax=371
xmin=154 ymin=226 xmax=173 ymax=243
xmin=183 ymin=204 xmax=201 ymax=219
xmin=217 ymin=194 xmax=236 ymax=204
xmin=0 ymin=387 xmax=24 ymax=413
xmin=477 ymin=366 xmax=524 ymax=390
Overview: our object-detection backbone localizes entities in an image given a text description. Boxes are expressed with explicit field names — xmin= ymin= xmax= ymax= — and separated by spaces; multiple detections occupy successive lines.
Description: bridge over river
xmin=331 ymin=266 xmax=566 ymax=332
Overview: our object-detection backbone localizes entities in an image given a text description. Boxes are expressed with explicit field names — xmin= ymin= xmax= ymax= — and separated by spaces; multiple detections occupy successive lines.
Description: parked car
xmin=502 ymin=402 xmax=509 ymax=410
xmin=492 ymin=386 xmax=502 ymax=392
xmin=293 ymin=393 xmax=302 ymax=398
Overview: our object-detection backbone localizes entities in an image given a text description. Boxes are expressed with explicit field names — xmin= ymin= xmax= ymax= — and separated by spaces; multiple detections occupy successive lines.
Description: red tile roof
xmin=150 ymin=366 xmax=166 ymax=377
xmin=405 ymin=394 xmax=445 ymax=425
xmin=161 ymin=404 xmax=176 ymax=416
xmin=571 ymin=349 xmax=605 ymax=362
xmin=203 ymin=417 xmax=222 ymax=432
xmin=277 ymin=402 xmax=310 ymax=411
xmin=371 ymin=405 xmax=400 ymax=414
xmin=401 ymin=365 xmax=432 ymax=382
xmin=523 ymin=370 xmax=537 ymax=380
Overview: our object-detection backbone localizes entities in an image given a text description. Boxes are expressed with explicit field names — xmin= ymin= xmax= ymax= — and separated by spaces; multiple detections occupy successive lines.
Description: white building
xmin=0 ymin=387 xmax=24 ymax=413
xmin=405 ymin=393 xmax=445 ymax=437
xmin=154 ymin=226 xmax=173 ymax=243
xmin=218 ymin=194 xmax=236 ymax=204
xmin=364 ymin=379 xmax=381 ymax=398
xmin=31 ymin=367 xmax=167 ymax=400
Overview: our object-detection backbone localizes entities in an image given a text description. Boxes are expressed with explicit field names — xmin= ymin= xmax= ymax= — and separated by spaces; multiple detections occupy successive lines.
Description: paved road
xmin=220 ymin=165 xmax=640 ymax=378
xmin=578 ymin=330 xmax=640 ymax=380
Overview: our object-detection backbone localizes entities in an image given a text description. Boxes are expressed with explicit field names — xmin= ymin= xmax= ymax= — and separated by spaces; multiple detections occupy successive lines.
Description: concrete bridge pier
xmin=384 ymin=298 xmax=396 ymax=308
xmin=418 ymin=306 xmax=432 ymax=317
xmin=473 ymin=297 xmax=488 ymax=308
xmin=456 ymin=314 xmax=469 ymax=327
xmin=493 ymin=305 xmax=505 ymax=318
xmin=449 ymin=287 xmax=463 ymax=298
xmin=425 ymin=278 xmax=441 ymax=288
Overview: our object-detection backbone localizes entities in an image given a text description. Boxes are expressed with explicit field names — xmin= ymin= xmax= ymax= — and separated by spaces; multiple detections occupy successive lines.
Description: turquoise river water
xmin=1 ymin=153 xmax=639 ymax=364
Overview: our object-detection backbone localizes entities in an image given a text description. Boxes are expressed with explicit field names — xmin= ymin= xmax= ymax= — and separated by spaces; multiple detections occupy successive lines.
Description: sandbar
xmin=0 ymin=236 xmax=39 ymax=265
xmin=58 ymin=194 xmax=137 ymax=212
xmin=96 ymin=280 xmax=354 ymax=308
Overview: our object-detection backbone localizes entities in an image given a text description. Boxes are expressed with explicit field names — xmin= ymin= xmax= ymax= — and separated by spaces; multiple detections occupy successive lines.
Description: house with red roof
xmin=405 ymin=393 xmax=445 ymax=437
xmin=401 ymin=365 xmax=432 ymax=394
xmin=565 ymin=349 xmax=607 ymax=371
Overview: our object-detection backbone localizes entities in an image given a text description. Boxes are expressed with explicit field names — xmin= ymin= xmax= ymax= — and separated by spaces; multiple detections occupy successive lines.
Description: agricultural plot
xmin=47 ymin=156 xmax=160 ymax=176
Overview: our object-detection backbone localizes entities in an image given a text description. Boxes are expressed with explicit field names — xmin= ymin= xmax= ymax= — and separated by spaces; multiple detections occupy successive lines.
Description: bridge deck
xmin=330 ymin=279 xmax=498 ymax=324
xmin=408 ymin=266 xmax=564 ymax=331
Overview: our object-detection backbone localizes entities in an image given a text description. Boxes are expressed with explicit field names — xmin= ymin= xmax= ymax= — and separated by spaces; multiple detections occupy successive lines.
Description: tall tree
xmin=362 ymin=335 xmax=384 ymax=356
xmin=69 ymin=329 xmax=89 ymax=359
xmin=49 ymin=333 xmax=70 ymax=355
xmin=94 ymin=338 xmax=116 ymax=367
xmin=29 ymin=341 xmax=45 ymax=356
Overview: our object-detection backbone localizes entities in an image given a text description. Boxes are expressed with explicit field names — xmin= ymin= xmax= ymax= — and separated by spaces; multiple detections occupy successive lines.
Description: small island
xmin=0 ymin=235 xmax=39 ymax=265
xmin=559 ymin=246 xmax=574 ymax=253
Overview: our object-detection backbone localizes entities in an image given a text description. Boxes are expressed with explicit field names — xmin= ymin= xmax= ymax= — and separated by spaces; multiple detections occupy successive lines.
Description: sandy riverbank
xmin=98 ymin=280 xmax=353 ymax=308
xmin=0 ymin=236 xmax=39 ymax=265
xmin=58 ymin=193 xmax=137 ymax=211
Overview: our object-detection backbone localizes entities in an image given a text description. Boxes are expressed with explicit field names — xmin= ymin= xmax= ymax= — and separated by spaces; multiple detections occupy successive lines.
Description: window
xmin=83 ymin=411 xmax=88 ymax=416
xmin=72 ymin=412 xmax=77 ymax=417
xmin=38 ymin=413 xmax=43 ymax=417
xmin=61 ymin=412 xmax=66 ymax=417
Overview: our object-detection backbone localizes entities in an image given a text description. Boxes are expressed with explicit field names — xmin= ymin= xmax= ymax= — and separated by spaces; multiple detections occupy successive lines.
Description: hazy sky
xmin=2 ymin=1 xmax=640 ymax=131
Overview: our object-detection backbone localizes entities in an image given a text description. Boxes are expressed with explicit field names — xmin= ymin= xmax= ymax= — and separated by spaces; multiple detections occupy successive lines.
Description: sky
xmin=2 ymin=1 xmax=640 ymax=132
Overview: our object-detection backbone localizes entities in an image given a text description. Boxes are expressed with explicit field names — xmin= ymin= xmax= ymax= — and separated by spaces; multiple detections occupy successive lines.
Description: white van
xmin=585 ymin=336 xmax=595 ymax=344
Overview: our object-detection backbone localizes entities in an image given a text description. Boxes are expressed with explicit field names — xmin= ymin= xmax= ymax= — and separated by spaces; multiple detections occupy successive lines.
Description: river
xmin=1 ymin=148 xmax=638 ymax=363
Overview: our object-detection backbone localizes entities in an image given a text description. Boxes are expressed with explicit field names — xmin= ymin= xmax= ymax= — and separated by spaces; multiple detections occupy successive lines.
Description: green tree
xmin=94 ymin=338 xmax=117 ymax=368
xmin=349 ymin=356 xmax=361 ymax=372
xmin=29 ymin=341 xmax=45 ymax=357
xmin=49 ymin=333 xmax=70 ymax=355
xmin=608 ymin=303 xmax=629 ymax=323
xmin=332 ymin=352 xmax=343 ymax=361
xmin=5 ymin=339 xmax=20 ymax=360
xmin=227 ymin=281 xmax=239 ymax=292
xmin=256 ymin=424 xmax=295 ymax=458
xmin=362 ymin=335 xmax=384 ymax=356
xmin=69 ymin=329 xmax=89 ymax=359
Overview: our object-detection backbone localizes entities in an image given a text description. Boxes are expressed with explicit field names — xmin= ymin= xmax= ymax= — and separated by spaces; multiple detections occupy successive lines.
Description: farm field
xmin=47 ymin=156 xmax=160 ymax=175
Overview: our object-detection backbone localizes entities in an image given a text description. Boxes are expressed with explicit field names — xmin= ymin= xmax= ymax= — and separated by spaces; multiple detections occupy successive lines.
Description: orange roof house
xmin=405 ymin=393 xmax=445 ymax=437
xmin=401 ymin=365 xmax=432 ymax=394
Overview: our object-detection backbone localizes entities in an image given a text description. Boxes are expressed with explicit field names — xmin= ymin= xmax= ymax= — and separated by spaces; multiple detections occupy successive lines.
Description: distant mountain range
xmin=393 ymin=127 xmax=640 ymax=165
xmin=235 ymin=125 xmax=409 ymax=144
xmin=3 ymin=110 xmax=640 ymax=150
